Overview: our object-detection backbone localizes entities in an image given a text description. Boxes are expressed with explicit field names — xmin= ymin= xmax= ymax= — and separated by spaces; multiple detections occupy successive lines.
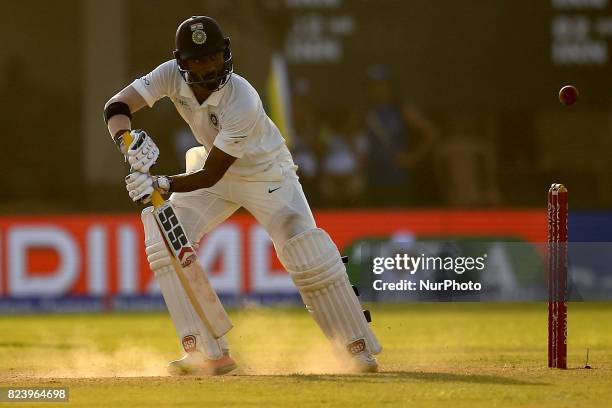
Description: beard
xmin=188 ymin=70 xmax=221 ymax=91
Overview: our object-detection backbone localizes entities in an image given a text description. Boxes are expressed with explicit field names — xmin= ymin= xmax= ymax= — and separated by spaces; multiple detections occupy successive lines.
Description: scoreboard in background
xmin=552 ymin=0 xmax=611 ymax=66
xmin=284 ymin=0 xmax=612 ymax=109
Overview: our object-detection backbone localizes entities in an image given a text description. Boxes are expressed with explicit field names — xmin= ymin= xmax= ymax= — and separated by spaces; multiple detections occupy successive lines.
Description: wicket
xmin=547 ymin=183 xmax=568 ymax=369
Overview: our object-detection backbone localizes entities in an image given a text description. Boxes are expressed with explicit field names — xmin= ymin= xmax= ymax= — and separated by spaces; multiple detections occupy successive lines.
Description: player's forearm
xmin=104 ymin=98 xmax=133 ymax=148
xmin=107 ymin=114 xmax=132 ymax=141
xmin=167 ymin=146 xmax=236 ymax=193
xmin=168 ymin=168 xmax=224 ymax=192
xmin=103 ymin=85 xmax=148 ymax=145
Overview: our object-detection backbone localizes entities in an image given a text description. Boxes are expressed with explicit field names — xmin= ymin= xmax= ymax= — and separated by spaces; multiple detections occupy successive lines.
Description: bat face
xmin=155 ymin=202 xmax=197 ymax=267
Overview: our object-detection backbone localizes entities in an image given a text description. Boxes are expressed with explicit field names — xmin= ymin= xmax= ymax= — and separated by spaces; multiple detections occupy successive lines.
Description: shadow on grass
xmin=285 ymin=371 xmax=549 ymax=386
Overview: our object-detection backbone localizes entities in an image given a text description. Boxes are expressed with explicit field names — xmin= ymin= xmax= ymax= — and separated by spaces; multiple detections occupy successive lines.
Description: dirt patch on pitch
xmin=227 ymin=307 xmax=355 ymax=375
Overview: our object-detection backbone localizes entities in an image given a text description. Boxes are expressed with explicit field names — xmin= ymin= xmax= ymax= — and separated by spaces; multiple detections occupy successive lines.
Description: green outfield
xmin=0 ymin=303 xmax=611 ymax=407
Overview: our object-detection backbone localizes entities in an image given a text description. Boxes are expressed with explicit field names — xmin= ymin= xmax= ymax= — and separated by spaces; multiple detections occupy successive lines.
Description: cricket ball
xmin=559 ymin=85 xmax=578 ymax=106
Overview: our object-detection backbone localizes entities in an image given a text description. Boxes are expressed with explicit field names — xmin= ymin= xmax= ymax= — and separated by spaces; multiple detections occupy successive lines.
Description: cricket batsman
xmin=103 ymin=16 xmax=381 ymax=375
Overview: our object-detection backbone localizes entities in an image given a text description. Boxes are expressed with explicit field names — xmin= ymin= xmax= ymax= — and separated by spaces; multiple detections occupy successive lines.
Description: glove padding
xmin=125 ymin=172 xmax=171 ymax=204
xmin=125 ymin=171 xmax=154 ymax=204
xmin=127 ymin=129 xmax=159 ymax=173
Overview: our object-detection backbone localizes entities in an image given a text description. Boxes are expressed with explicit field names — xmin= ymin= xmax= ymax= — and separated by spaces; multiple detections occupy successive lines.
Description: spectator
xmin=291 ymin=77 xmax=324 ymax=203
xmin=320 ymin=109 xmax=367 ymax=206
xmin=363 ymin=65 xmax=439 ymax=206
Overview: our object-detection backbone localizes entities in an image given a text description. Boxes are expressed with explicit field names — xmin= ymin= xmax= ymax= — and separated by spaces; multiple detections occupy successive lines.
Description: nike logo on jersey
xmin=268 ymin=186 xmax=281 ymax=194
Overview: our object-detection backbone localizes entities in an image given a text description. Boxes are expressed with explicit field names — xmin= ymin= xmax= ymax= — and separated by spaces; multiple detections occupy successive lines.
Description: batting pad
xmin=142 ymin=207 xmax=227 ymax=359
xmin=281 ymin=228 xmax=382 ymax=355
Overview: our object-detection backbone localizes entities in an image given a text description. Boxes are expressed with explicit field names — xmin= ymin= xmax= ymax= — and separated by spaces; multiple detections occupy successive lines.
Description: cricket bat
xmin=122 ymin=131 xmax=233 ymax=339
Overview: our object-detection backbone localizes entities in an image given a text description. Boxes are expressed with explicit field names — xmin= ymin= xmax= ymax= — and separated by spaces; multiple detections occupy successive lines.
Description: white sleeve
xmin=130 ymin=60 xmax=177 ymax=107
xmin=213 ymin=96 xmax=259 ymax=159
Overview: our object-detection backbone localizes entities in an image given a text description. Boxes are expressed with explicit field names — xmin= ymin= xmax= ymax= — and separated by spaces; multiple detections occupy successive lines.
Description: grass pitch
xmin=1 ymin=303 xmax=611 ymax=407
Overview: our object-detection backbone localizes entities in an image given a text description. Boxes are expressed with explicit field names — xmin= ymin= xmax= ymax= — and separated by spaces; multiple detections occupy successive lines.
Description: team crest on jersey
xmin=209 ymin=112 xmax=219 ymax=129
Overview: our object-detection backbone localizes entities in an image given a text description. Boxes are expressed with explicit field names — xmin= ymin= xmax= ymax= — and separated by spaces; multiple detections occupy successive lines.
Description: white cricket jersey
xmin=131 ymin=60 xmax=286 ymax=176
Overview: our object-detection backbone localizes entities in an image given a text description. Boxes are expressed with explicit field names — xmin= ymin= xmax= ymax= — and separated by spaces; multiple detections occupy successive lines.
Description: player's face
xmin=183 ymin=51 xmax=225 ymax=83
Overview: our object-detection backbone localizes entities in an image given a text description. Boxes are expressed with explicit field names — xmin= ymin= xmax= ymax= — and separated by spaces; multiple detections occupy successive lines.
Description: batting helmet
xmin=173 ymin=16 xmax=233 ymax=91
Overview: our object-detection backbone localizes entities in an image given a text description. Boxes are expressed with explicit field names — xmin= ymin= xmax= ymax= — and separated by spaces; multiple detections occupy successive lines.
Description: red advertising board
xmin=0 ymin=210 xmax=545 ymax=298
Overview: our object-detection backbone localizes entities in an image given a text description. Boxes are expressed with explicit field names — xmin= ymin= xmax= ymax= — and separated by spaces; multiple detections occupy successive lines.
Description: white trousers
xmin=170 ymin=145 xmax=316 ymax=251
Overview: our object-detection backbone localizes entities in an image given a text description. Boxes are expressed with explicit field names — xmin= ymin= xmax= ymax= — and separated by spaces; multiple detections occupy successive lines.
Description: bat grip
xmin=151 ymin=191 xmax=165 ymax=207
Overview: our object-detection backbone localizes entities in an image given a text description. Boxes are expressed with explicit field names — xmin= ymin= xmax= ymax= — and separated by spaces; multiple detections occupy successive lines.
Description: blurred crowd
xmin=289 ymin=66 xmax=441 ymax=207
xmin=276 ymin=65 xmax=505 ymax=208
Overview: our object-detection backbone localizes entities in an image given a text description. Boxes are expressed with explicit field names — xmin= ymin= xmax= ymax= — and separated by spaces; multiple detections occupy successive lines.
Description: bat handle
xmin=120 ymin=131 xmax=166 ymax=208
xmin=151 ymin=191 xmax=165 ymax=207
